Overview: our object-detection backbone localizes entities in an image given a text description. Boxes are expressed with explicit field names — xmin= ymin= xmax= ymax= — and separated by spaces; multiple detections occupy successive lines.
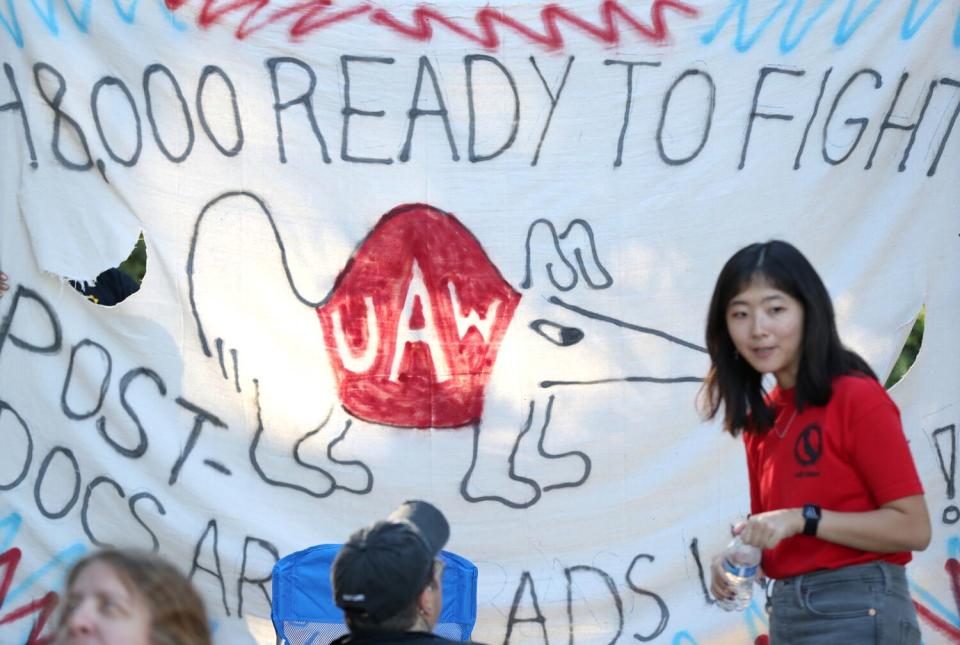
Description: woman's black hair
xmin=699 ymin=240 xmax=876 ymax=436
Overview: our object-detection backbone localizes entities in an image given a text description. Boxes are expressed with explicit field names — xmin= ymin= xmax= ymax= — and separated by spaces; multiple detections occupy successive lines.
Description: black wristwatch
xmin=802 ymin=504 xmax=821 ymax=536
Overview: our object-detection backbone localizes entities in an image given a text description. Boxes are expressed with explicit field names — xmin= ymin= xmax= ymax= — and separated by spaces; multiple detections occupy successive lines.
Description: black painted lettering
xmin=169 ymin=397 xmax=227 ymax=485
xmin=894 ymin=79 xmax=938 ymax=172
xmin=794 ymin=67 xmax=832 ymax=170
xmin=266 ymin=57 xmax=331 ymax=164
xmin=340 ymin=55 xmax=395 ymax=164
xmin=143 ymin=63 xmax=195 ymax=163
xmin=529 ymin=56 xmax=574 ymax=166
xmin=237 ymin=536 xmax=280 ymax=618
xmin=739 ymin=66 xmax=805 ymax=169
xmin=80 ymin=476 xmax=125 ymax=548
xmin=688 ymin=537 xmax=715 ymax=605
xmin=249 ymin=377 xmax=372 ymax=496
xmin=604 ymin=60 xmax=661 ymax=168
xmin=0 ymin=401 xmax=33 ymax=491
xmin=129 ymin=491 xmax=166 ymax=553
xmin=399 ymin=56 xmax=459 ymax=163
xmin=0 ymin=286 xmax=62 ymax=361
xmin=565 ymin=566 xmax=622 ymax=645
xmin=90 ymin=76 xmax=142 ymax=167
xmin=34 ymin=446 xmax=81 ymax=520
xmin=196 ymin=65 xmax=244 ymax=157
xmin=821 ymin=68 xmax=882 ymax=165
xmin=927 ymin=77 xmax=960 ymax=177
xmin=101 ymin=367 xmax=166 ymax=458
xmin=33 ymin=62 xmax=93 ymax=170
xmin=657 ymin=69 xmax=715 ymax=165
xmin=865 ymin=73 xmax=931 ymax=170
xmin=504 ymin=571 xmax=549 ymax=645
xmin=189 ymin=519 xmax=230 ymax=615
xmin=465 ymin=55 xmax=519 ymax=163
xmin=61 ymin=339 xmax=112 ymax=421
xmin=625 ymin=554 xmax=669 ymax=642
xmin=2 ymin=63 xmax=38 ymax=168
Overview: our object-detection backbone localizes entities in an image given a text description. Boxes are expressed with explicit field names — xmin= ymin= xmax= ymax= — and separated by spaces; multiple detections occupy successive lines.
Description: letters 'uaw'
xmin=317 ymin=204 xmax=520 ymax=428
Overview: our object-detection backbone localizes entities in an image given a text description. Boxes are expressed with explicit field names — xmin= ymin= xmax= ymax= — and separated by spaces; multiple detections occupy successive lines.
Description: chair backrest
xmin=272 ymin=544 xmax=478 ymax=645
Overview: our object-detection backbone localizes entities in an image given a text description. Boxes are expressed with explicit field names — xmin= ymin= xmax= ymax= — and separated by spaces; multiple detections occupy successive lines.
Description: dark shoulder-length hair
xmin=699 ymin=240 xmax=876 ymax=436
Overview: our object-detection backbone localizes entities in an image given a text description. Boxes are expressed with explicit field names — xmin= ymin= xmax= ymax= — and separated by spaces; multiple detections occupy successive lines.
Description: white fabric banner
xmin=1 ymin=1 xmax=958 ymax=643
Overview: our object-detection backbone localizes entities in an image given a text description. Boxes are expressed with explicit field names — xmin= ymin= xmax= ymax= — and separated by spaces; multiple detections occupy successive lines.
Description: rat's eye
xmin=530 ymin=319 xmax=584 ymax=347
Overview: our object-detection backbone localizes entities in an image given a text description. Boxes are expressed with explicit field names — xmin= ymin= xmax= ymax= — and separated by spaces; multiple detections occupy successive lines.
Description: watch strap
xmin=802 ymin=504 xmax=821 ymax=536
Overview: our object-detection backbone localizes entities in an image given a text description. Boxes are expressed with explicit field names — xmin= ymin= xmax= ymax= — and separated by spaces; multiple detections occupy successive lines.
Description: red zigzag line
xmin=169 ymin=0 xmax=699 ymax=47
xmin=193 ymin=0 xmax=367 ymax=40
xmin=0 ymin=548 xmax=59 ymax=645
xmin=369 ymin=0 xmax=699 ymax=49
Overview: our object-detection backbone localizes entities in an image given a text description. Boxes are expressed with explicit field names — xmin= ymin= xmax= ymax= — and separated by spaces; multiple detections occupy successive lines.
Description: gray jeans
xmin=767 ymin=561 xmax=921 ymax=644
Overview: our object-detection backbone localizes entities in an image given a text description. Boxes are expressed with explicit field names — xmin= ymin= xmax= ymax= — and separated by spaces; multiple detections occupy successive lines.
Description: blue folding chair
xmin=271 ymin=544 xmax=478 ymax=645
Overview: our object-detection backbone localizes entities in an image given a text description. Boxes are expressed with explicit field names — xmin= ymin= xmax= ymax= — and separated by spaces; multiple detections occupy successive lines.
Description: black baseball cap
xmin=332 ymin=500 xmax=450 ymax=622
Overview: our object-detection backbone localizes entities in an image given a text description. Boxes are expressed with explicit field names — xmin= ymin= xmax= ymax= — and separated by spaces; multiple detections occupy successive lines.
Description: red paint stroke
xmin=914 ymin=600 xmax=960 ymax=641
xmin=754 ymin=636 xmax=769 ymax=645
xmin=948 ymin=558 xmax=960 ymax=613
xmin=369 ymin=0 xmax=698 ymax=50
xmin=913 ymin=559 xmax=960 ymax=642
xmin=193 ymin=0 xmax=363 ymax=40
xmin=0 ymin=548 xmax=58 ymax=645
xmin=317 ymin=204 xmax=520 ymax=429
xmin=165 ymin=0 xmax=699 ymax=49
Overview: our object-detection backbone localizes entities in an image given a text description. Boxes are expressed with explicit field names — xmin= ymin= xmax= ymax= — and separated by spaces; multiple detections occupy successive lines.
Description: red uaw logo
xmin=317 ymin=204 xmax=521 ymax=428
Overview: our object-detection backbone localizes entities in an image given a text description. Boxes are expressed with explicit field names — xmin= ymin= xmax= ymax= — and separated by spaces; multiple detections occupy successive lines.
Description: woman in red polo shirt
xmin=701 ymin=240 xmax=930 ymax=643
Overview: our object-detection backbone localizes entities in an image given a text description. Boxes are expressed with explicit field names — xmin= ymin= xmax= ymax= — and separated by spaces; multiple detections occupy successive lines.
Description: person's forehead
xmin=72 ymin=560 xmax=134 ymax=598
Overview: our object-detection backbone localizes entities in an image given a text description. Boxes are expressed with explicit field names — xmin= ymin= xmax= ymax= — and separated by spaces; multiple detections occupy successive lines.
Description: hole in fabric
xmin=885 ymin=306 xmax=924 ymax=389
xmin=72 ymin=233 xmax=146 ymax=307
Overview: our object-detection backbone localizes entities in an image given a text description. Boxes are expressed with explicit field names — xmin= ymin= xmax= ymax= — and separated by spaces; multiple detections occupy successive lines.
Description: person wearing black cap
xmin=331 ymin=500 xmax=483 ymax=644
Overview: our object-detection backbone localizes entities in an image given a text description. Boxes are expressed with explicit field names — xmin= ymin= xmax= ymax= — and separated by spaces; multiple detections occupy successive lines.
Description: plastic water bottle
xmin=716 ymin=536 xmax=761 ymax=611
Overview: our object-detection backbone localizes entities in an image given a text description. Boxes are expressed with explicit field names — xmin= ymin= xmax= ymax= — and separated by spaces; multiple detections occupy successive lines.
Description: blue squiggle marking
xmin=156 ymin=0 xmax=188 ymax=31
xmin=62 ymin=0 xmax=92 ymax=32
xmin=781 ymin=0 xmax=836 ymax=53
xmin=0 ymin=512 xmax=86 ymax=643
xmin=7 ymin=543 xmax=84 ymax=645
xmin=948 ymin=537 xmax=960 ymax=559
xmin=7 ymin=543 xmax=86 ymax=605
xmin=1 ymin=0 xmax=188 ymax=47
xmin=743 ymin=595 xmax=769 ymax=641
xmin=113 ymin=0 xmax=140 ymax=22
xmin=0 ymin=510 xmax=87 ymax=606
xmin=26 ymin=0 xmax=56 ymax=34
xmin=0 ymin=513 xmax=23 ymax=553
xmin=672 ymin=631 xmax=698 ymax=645
xmin=834 ymin=0 xmax=883 ymax=45
xmin=0 ymin=1 xmax=24 ymax=46
xmin=954 ymin=4 xmax=960 ymax=46
xmin=910 ymin=580 xmax=960 ymax=627
xmin=701 ymin=0 xmax=790 ymax=51
xmin=902 ymin=0 xmax=942 ymax=40
xmin=702 ymin=0 xmax=958 ymax=51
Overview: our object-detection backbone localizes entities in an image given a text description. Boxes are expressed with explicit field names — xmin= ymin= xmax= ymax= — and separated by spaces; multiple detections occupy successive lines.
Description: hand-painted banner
xmin=1 ymin=1 xmax=958 ymax=643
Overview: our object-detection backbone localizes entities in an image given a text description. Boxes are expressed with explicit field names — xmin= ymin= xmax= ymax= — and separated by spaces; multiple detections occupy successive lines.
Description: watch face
xmin=803 ymin=505 xmax=820 ymax=519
